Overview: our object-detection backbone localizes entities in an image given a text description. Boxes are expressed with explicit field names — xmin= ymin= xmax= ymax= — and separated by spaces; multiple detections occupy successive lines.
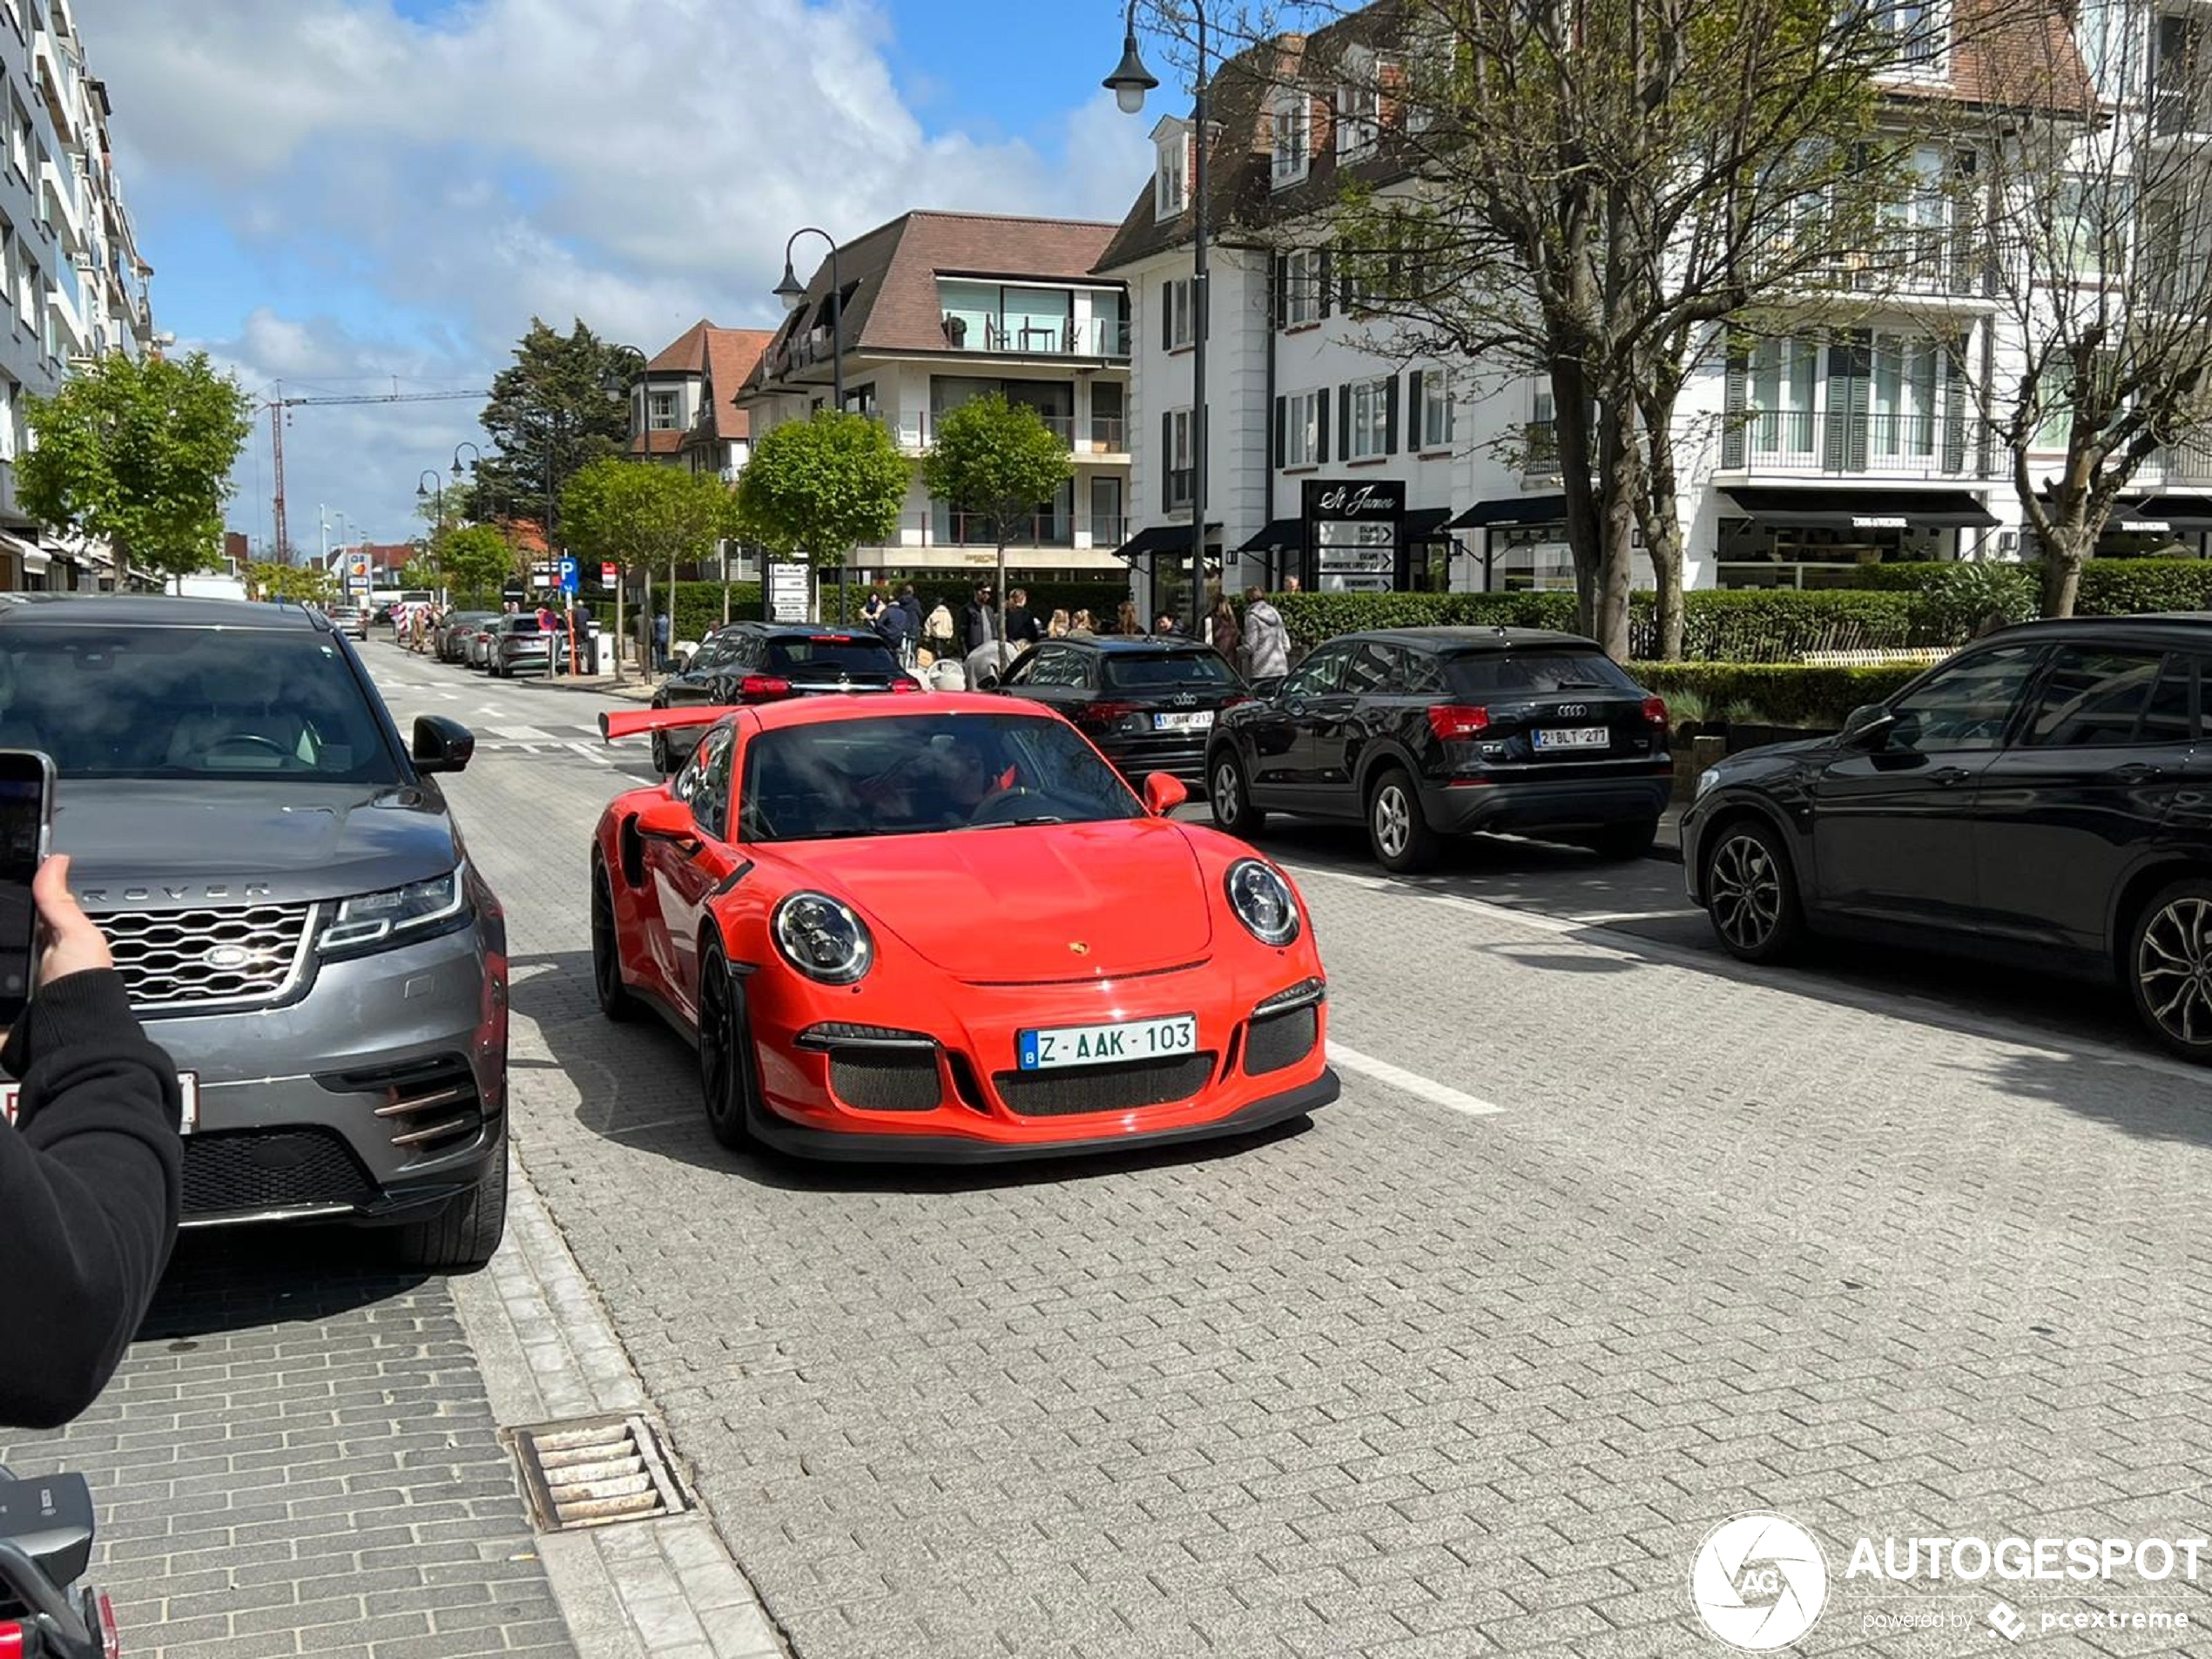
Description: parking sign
xmin=556 ymin=556 xmax=579 ymax=595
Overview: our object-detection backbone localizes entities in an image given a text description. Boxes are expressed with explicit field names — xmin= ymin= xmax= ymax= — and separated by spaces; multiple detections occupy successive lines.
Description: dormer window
xmin=1271 ymin=88 xmax=1311 ymax=188
xmin=1154 ymin=118 xmax=1190 ymax=220
xmin=1861 ymin=0 xmax=1946 ymax=70
xmin=1337 ymin=46 xmax=1380 ymax=162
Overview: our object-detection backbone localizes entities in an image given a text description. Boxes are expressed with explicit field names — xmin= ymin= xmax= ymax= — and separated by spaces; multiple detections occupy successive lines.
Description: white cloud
xmin=90 ymin=0 xmax=1155 ymax=546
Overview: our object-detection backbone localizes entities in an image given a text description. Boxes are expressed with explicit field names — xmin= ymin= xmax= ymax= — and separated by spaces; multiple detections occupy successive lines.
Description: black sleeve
xmin=0 ymin=969 xmax=182 ymax=1430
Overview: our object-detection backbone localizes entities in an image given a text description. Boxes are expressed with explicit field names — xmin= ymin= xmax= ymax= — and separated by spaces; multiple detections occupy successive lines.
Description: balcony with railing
xmin=1723 ymin=408 xmax=1989 ymax=477
xmin=1089 ymin=415 xmax=1128 ymax=454
xmin=2154 ymin=78 xmax=2212 ymax=138
xmin=873 ymin=407 xmax=1130 ymax=459
xmin=935 ymin=295 xmax=1131 ymax=361
xmin=921 ymin=508 xmax=1077 ymax=549
xmin=2139 ymin=431 xmax=2212 ymax=487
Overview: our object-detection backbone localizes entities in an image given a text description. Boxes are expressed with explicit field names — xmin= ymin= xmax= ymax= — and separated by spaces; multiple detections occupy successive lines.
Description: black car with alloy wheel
xmin=647 ymin=622 xmax=916 ymax=772
xmin=1683 ymin=617 xmax=2212 ymax=1061
xmin=1205 ymin=627 xmax=1673 ymax=872
xmin=983 ymin=636 xmax=1248 ymax=784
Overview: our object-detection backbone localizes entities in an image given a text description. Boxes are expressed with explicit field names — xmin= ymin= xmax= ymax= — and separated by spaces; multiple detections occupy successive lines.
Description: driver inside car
xmin=853 ymin=732 xmax=1021 ymax=827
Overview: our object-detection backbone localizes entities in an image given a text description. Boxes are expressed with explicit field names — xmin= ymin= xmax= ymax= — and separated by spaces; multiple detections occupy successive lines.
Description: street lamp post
xmin=774 ymin=227 xmax=849 ymax=624
xmin=1105 ymin=1 xmax=1209 ymax=640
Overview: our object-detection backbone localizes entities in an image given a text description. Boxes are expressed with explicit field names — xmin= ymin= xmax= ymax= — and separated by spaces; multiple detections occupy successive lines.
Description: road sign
xmin=765 ymin=561 xmax=810 ymax=624
xmin=601 ymin=563 xmax=618 ymax=586
xmin=557 ymin=556 xmax=579 ymax=596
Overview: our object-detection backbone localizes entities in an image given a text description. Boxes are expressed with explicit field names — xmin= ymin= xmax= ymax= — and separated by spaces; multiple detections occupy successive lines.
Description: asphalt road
xmin=368 ymin=642 xmax=2212 ymax=1659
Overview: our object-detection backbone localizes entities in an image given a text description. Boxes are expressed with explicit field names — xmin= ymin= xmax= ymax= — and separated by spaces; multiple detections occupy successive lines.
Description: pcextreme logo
xmin=1689 ymin=1513 xmax=1831 ymax=1650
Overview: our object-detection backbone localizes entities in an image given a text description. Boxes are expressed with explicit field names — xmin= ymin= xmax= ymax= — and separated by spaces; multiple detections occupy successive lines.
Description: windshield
xmin=737 ymin=712 xmax=1142 ymax=843
xmin=764 ymin=637 xmax=896 ymax=676
xmin=0 ymin=625 xmax=405 ymax=784
xmin=1446 ymin=650 xmax=1639 ymax=697
xmin=1101 ymin=651 xmax=1238 ymax=691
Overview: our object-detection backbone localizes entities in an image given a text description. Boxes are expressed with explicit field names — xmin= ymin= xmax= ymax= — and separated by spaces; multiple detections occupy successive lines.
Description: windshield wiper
xmin=957 ymin=815 xmax=1072 ymax=831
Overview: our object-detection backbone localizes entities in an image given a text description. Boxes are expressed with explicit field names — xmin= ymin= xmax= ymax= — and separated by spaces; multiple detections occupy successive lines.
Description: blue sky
xmin=86 ymin=0 xmax=1164 ymax=554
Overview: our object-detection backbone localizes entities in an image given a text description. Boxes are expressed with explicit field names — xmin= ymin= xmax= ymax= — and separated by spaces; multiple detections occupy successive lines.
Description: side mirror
xmin=632 ymin=794 xmax=698 ymax=844
xmin=1143 ymin=772 xmax=1189 ymax=816
xmin=412 ymin=715 xmax=475 ymax=775
xmin=977 ymin=672 xmax=1001 ymax=691
xmin=1250 ymin=675 xmax=1285 ymax=699
xmin=1839 ymin=703 xmax=1898 ymax=748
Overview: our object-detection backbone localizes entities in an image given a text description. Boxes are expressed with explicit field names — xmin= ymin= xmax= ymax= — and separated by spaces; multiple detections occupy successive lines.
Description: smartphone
xmin=0 ymin=750 xmax=55 ymax=1027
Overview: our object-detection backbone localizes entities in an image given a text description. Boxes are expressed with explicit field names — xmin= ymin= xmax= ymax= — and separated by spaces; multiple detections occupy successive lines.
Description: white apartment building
xmin=738 ymin=210 xmax=1134 ymax=579
xmin=1096 ymin=0 xmax=2212 ymax=609
xmin=0 ymin=0 xmax=155 ymax=592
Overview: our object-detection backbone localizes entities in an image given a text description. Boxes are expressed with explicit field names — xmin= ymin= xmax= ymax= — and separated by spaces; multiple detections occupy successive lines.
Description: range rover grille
xmin=97 ymin=903 xmax=316 ymax=1015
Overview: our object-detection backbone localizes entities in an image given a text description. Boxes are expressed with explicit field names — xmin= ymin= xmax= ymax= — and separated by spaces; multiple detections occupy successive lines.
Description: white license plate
xmin=2 ymin=1072 xmax=199 ymax=1133
xmin=1152 ymin=711 xmax=1214 ymax=732
xmin=1534 ymin=725 xmax=1611 ymax=751
xmin=1019 ymin=1015 xmax=1197 ymax=1070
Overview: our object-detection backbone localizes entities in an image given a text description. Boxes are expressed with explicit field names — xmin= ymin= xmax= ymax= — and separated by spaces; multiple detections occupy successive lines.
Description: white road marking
xmin=601 ymin=1115 xmax=705 ymax=1140
xmin=1325 ymin=1041 xmax=1504 ymax=1117
xmin=491 ymin=725 xmax=556 ymax=742
xmin=566 ymin=742 xmax=613 ymax=765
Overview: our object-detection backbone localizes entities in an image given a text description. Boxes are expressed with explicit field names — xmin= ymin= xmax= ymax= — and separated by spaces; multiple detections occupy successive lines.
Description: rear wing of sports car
xmin=598 ymin=706 xmax=747 ymax=743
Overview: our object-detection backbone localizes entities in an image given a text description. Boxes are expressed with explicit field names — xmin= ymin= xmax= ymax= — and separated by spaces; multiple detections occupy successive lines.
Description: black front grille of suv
xmin=181 ymin=1129 xmax=375 ymax=1216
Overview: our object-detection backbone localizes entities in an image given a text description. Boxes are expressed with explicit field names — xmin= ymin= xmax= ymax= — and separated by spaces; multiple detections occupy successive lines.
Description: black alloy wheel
xmin=697 ymin=942 xmax=758 ymax=1150
xmin=1703 ymin=819 xmax=1801 ymax=963
xmin=1209 ymin=750 xmax=1265 ymax=836
xmin=591 ymin=862 xmax=639 ymax=1022
xmin=2128 ymin=879 xmax=2212 ymax=1062
xmin=651 ymin=730 xmax=671 ymax=774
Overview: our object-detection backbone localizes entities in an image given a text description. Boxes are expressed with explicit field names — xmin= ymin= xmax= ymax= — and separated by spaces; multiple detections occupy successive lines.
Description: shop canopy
xmin=1401 ymin=508 xmax=1455 ymax=542
xmin=1113 ymin=523 xmax=1223 ymax=562
xmin=2114 ymin=496 xmax=2212 ymax=532
xmin=1238 ymin=518 xmax=1304 ymax=553
xmin=1446 ymin=494 xmax=1569 ymax=530
xmin=1721 ymin=487 xmax=1999 ymax=529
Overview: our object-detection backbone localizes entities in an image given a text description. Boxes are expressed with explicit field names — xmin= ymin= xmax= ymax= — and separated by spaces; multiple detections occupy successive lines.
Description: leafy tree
xmin=563 ymin=458 xmax=739 ymax=681
xmin=401 ymin=552 xmax=441 ymax=592
xmin=246 ymin=560 xmax=334 ymax=604
xmin=922 ymin=394 xmax=1074 ymax=644
xmin=435 ymin=524 xmax=516 ymax=604
xmin=1306 ymin=0 xmax=1925 ymax=657
xmin=467 ymin=320 xmax=642 ymax=543
xmin=19 ymin=351 xmax=254 ymax=590
xmin=735 ymin=412 xmax=910 ymax=618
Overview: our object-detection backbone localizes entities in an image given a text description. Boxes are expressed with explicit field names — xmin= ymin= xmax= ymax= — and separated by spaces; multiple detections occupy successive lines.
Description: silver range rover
xmin=0 ymin=593 xmax=509 ymax=1271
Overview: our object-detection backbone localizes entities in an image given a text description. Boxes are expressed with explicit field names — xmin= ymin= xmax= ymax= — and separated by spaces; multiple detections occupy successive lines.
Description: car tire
xmin=1209 ymin=749 xmax=1266 ymax=837
xmin=392 ymin=1141 xmax=508 ymax=1273
xmin=1367 ymin=767 xmax=1440 ymax=874
xmin=651 ymin=730 xmax=671 ymax=774
xmin=2125 ymin=877 xmax=2212 ymax=1062
xmin=1589 ymin=818 xmax=1660 ymax=861
xmin=696 ymin=940 xmax=758 ymax=1152
xmin=591 ymin=862 xmax=641 ymax=1022
xmin=1701 ymin=817 xmax=1802 ymax=963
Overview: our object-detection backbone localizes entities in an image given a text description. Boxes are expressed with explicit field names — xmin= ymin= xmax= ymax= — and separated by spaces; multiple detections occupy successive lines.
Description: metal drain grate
xmin=504 ymin=1413 xmax=690 ymax=1533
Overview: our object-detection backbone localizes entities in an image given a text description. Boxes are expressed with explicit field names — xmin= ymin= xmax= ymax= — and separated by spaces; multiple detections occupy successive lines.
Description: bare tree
xmin=1234 ymin=0 xmax=1982 ymax=657
xmin=1936 ymin=1 xmax=2212 ymax=616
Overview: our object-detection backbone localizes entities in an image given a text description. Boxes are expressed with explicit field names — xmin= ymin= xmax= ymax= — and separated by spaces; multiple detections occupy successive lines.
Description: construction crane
xmin=265 ymin=382 xmax=486 ymax=563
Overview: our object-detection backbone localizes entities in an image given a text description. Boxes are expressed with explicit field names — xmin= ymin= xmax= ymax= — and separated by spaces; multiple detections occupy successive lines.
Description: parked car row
xmin=432 ymin=610 xmax=552 ymax=678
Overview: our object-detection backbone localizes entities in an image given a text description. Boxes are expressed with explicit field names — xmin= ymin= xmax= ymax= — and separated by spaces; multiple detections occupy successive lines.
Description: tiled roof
xmin=647 ymin=319 xmax=717 ymax=374
xmin=701 ymin=327 xmax=772 ymax=439
xmin=750 ymin=212 xmax=1123 ymax=389
xmin=630 ymin=429 xmax=685 ymax=456
xmin=1899 ymin=0 xmax=2094 ymax=112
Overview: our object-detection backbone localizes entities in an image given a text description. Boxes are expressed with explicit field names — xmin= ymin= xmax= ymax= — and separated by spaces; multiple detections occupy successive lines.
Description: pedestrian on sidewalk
xmin=923 ymin=597 xmax=957 ymax=657
xmin=1243 ymin=585 xmax=1290 ymax=680
xmin=961 ymin=583 xmax=999 ymax=654
xmin=652 ymin=610 xmax=671 ymax=675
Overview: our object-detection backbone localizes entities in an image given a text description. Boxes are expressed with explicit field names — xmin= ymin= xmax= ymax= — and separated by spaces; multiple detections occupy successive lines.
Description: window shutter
xmin=1950 ymin=150 xmax=1979 ymax=294
xmin=1339 ymin=385 xmax=1352 ymax=456
xmin=1317 ymin=392 xmax=1332 ymax=463
xmin=1162 ymin=411 xmax=1174 ymax=511
xmin=1271 ymin=255 xmax=1287 ymax=329
xmin=1942 ymin=335 xmax=1967 ymax=474
xmin=1407 ymin=370 xmax=1425 ymax=446
xmin=1825 ymin=332 xmax=1871 ymax=474
xmin=1385 ymin=376 xmax=1400 ymax=455
xmin=1318 ymin=249 xmax=1333 ymax=318
xmin=1722 ymin=349 xmax=1748 ymax=469
xmin=1274 ymin=395 xmax=1287 ymax=469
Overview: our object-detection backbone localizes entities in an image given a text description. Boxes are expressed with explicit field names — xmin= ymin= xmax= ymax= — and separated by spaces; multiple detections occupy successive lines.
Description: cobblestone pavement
xmin=0 ymin=1232 xmax=576 ymax=1659
xmin=371 ymin=644 xmax=2212 ymax=1659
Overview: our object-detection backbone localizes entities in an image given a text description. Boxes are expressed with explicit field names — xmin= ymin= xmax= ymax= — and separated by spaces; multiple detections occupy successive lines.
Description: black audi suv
xmin=1683 ymin=616 xmax=2212 ymax=1060
xmin=1205 ymin=626 xmax=1672 ymax=871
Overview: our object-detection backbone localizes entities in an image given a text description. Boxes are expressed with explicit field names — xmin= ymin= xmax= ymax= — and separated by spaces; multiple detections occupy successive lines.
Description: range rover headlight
xmin=773 ymin=892 xmax=874 ymax=984
xmin=320 ymin=865 xmax=469 ymax=955
xmin=1225 ymin=858 xmax=1301 ymax=948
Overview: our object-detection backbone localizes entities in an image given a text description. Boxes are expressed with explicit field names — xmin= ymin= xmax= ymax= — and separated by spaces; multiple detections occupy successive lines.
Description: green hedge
xmin=1629 ymin=662 xmax=1928 ymax=729
xmin=1852 ymin=556 xmax=2212 ymax=617
xmin=1271 ymin=589 xmax=1924 ymax=660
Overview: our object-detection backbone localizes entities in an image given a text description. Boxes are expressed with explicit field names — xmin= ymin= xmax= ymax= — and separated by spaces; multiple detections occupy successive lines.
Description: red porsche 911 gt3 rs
xmin=590 ymin=693 xmax=1339 ymax=1160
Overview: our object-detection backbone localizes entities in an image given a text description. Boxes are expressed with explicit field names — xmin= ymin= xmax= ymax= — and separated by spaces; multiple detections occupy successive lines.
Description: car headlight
xmin=1694 ymin=767 xmax=1722 ymax=800
xmin=773 ymin=892 xmax=874 ymax=984
xmin=320 ymin=865 xmax=469 ymax=955
xmin=1224 ymin=858 xmax=1301 ymax=948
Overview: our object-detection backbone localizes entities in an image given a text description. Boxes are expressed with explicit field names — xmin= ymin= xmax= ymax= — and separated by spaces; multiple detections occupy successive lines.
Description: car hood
xmin=51 ymin=779 xmax=459 ymax=912
xmin=779 ymin=818 xmax=1215 ymax=981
